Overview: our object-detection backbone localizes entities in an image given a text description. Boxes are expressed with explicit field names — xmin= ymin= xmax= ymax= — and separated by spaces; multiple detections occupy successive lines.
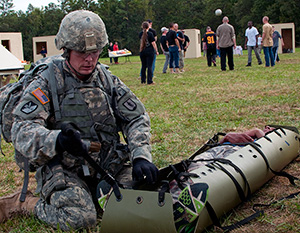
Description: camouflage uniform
xmin=11 ymin=55 xmax=152 ymax=230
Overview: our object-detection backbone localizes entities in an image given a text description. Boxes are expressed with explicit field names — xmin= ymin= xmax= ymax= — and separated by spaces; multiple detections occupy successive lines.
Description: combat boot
xmin=0 ymin=190 xmax=39 ymax=223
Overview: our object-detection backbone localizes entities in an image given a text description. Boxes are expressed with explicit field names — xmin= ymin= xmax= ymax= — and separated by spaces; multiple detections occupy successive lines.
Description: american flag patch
xmin=32 ymin=88 xmax=50 ymax=104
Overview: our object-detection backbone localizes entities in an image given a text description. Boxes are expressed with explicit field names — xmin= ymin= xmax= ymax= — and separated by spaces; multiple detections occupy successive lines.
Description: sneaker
xmin=213 ymin=63 xmax=217 ymax=67
xmin=246 ymin=63 xmax=251 ymax=67
xmin=258 ymin=61 xmax=262 ymax=65
xmin=173 ymin=183 xmax=209 ymax=232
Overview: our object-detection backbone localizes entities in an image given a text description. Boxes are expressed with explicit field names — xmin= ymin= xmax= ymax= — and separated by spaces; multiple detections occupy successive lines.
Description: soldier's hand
xmin=132 ymin=158 xmax=158 ymax=184
xmin=56 ymin=123 xmax=88 ymax=156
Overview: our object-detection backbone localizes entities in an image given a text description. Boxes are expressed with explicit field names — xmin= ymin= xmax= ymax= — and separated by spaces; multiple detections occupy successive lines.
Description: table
xmin=109 ymin=49 xmax=132 ymax=63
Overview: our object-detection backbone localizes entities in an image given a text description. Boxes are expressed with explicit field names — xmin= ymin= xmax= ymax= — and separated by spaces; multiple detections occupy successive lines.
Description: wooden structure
xmin=33 ymin=35 xmax=62 ymax=62
xmin=184 ymin=29 xmax=202 ymax=58
xmin=272 ymin=23 xmax=295 ymax=54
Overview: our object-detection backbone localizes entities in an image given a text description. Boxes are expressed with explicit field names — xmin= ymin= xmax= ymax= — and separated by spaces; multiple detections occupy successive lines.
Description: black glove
xmin=56 ymin=122 xmax=87 ymax=156
xmin=132 ymin=158 xmax=158 ymax=184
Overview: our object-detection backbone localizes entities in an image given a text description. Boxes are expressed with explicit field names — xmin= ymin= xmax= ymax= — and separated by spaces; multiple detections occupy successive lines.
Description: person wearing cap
xmin=0 ymin=10 xmax=158 ymax=230
xmin=160 ymin=27 xmax=169 ymax=73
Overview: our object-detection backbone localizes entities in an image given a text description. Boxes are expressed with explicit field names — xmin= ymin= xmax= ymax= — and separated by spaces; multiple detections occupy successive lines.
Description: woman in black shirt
xmin=139 ymin=21 xmax=159 ymax=85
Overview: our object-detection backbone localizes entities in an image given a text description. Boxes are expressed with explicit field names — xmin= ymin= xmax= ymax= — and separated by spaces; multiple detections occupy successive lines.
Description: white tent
xmin=0 ymin=43 xmax=24 ymax=73
xmin=0 ymin=44 xmax=25 ymax=87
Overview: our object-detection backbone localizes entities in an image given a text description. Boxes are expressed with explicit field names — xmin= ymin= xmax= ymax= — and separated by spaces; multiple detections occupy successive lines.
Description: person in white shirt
xmin=244 ymin=21 xmax=262 ymax=66
xmin=257 ymin=34 xmax=262 ymax=54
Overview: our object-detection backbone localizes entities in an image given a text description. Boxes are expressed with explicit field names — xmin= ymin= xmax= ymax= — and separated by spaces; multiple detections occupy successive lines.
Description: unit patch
xmin=122 ymin=98 xmax=137 ymax=111
xmin=20 ymin=101 xmax=38 ymax=114
xmin=32 ymin=88 xmax=50 ymax=104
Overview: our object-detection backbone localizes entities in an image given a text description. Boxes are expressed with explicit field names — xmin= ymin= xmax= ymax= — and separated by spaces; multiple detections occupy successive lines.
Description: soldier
xmin=0 ymin=10 xmax=158 ymax=230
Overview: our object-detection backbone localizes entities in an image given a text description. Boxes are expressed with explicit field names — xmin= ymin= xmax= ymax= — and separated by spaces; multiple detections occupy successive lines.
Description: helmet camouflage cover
xmin=55 ymin=10 xmax=108 ymax=52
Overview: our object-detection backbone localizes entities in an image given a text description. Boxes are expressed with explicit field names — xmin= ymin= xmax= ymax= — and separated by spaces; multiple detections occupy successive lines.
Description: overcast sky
xmin=12 ymin=0 xmax=59 ymax=12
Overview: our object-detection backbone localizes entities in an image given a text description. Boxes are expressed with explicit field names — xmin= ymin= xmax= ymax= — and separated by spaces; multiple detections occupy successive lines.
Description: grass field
xmin=0 ymin=49 xmax=300 ymax=232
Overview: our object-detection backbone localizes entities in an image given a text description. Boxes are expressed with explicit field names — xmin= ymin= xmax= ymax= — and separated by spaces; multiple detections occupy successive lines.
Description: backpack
xmin=0 ymin=62 xmax=55 ymax=201
xmin=0 ymin=63 xmax=53 ymax=144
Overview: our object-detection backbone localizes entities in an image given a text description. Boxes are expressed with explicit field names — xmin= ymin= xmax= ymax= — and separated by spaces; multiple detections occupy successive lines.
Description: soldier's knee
xmin=62 ymin=207 xmax=97 ymax=231
xmin=36 ymin=186 xmax=97 ymax=230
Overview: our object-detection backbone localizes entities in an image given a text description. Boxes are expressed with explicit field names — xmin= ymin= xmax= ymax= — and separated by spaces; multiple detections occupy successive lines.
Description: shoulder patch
xmin=20 ymin=101 xmax=38 ymax=114
xmin=123 ymin=98 xmax=137 ymax=111
xmin=32 ymin=88 xmax=49 ymax=104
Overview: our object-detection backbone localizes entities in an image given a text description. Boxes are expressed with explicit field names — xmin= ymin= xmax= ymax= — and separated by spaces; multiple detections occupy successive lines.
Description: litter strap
xmin=206 ymin=200 xmax=264 ymax=232
xmin=248 ymin=141 xmax=299 ymax=185
xmin=20 ymin=157 xmax=29 ymax=202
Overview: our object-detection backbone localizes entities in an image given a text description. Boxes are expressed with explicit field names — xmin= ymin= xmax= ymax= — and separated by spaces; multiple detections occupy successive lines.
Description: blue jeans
xmin=263 ymin=46 xmax=275 ymax=67
xmin=272 ymin=46 xmax=279 ymax=62
xmin=152 ymin=53 xmax=156 ymax=76
xmin=163 ymin=51 xmax=169 ymax=73
xmin=169 ymin=46 xmax=179 ymax=68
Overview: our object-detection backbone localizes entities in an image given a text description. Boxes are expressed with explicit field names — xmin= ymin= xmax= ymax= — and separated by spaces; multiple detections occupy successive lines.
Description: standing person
xmin=262 ymin=16 xmax=275 ymax=67
xmin=108 ymin=42 xmax=114 ymax=64
xmin=182 ymin=30 xmax=190 ymax=57
xmin=272 ymin=26 xmax=284 ymax=62
xmin=257 ymin=34 xmax=263 ymax=54
xmin=147 ymin=19 xmax=157 ymax=77
xmin=166 ymin=22 xmax=181 ymax=73
xmin=0 ymin=10 xmax=158 ymax=230
xmin=174 ymin=23 xmax=185 ymax=72
xmin=160 ymin=27 xmax=169 ymax=74
xmin=203 ymin=26 xmax=217 ymax=67
xmin=244 ymin=21 xmax=262 ymax=66
xmin=216 ymin=16 xmax=236 ymax=71
xmin=113 ymin=41 xmax=119 ymax=64
xmin=139 ymin=20 xmax=157 ymax=79
xmin=139 ymin=21 xmax=159 ymax=85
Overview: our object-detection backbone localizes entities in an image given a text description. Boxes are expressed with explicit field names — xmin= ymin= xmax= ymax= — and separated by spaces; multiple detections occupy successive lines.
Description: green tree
xmin=60 ymin=0 xmax=98 ymax=12
xmin=97 ymin=0 xmax=151 ymax=54
xmin=0 ymin=0 xmax=13 ymax=15
xmin=0 ymin=0 xmax=299 ymax=60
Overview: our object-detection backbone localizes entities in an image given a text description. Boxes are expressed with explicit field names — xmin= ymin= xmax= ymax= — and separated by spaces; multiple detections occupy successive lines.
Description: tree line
xmin=0 ymin=0 xmax=299 ymax=61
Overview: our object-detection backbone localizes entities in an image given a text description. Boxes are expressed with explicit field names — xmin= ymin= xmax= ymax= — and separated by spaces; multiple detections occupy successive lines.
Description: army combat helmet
xmin=55 ymin=10 xmax=108 ymax=54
